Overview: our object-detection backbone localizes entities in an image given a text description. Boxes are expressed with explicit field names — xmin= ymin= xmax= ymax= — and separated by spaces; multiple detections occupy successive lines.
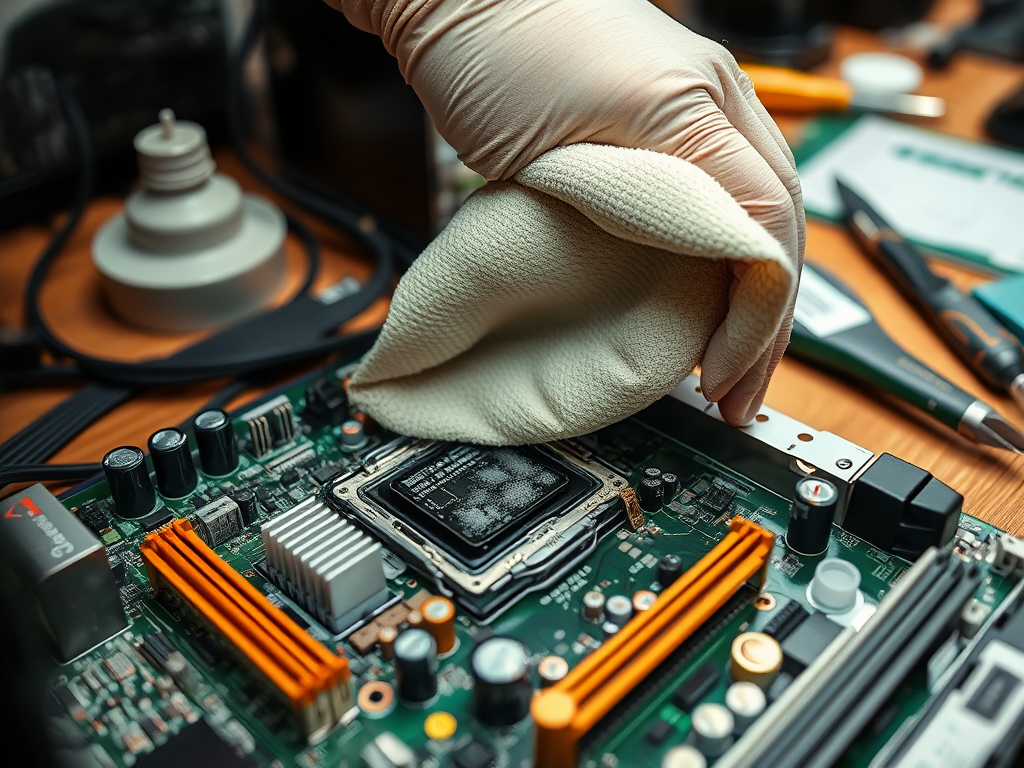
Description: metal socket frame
xmin=330 ymin=440 xmax=629 ymax=597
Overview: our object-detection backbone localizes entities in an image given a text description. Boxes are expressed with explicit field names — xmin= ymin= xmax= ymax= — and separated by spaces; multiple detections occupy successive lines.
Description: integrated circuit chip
xmin=389 ymin=445 xmax=570 ymax=546
xmin=334 ymin=440 xmax=628 ymax=621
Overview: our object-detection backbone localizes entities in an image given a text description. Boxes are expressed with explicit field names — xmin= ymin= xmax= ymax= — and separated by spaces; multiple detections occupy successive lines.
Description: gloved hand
xmin=328 ymin=0 xmax=803 ymax=442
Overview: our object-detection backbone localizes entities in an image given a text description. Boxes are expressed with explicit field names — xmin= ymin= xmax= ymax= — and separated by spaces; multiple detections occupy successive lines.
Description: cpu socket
xmin=328 ymin=440 xmax=628 ymax=622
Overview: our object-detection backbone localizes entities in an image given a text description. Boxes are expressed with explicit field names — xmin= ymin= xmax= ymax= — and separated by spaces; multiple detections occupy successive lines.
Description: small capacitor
xmin=231 ymin=488 xmax=259 ymax=526
xmin=420 ymin=596 xmax=457 ymax=656
xmin=393 ymin=629 xmax=437 ymax=706
xmin=193 ymin=409 xmax=238 ymax=477
xmin=730 ymin=632 xmax=783 ymax=690
xmin=601 ymin=621 xmax=620 ymax=640
xmin=103 ymin=446 xmax=156 ymax=519
xmin=148 ymin=428 xmax=197 ymax=499
xmin=661 ymin=472 xmax=680 ymax=501
xmin=537 ymin=655 xmax=569 ymax=688
xmin=661 ymin=745 xmax=707 ymax=768
xmin=725 ymin=681 xmax=766 ymax=734
xmin=642 ymin=467 xmax=662 ymax=480
xmin=637 ymin=476 xmax=664 ymax=511
xmin=786 ymin=477 xmax=838 ymax=557
xmin=632 ymin=590 xmax=657 ymax=613
xmin=582 ymin=591 xmax=606 ymax=623
xmin=605 ymin=594 xmax=633 ymax=627
xmin=407 ymin=610 xmax=423 ymax=629
xmin=340 ymin=419 xmax=367 ymax=450
xmin=657 ymin=553 xmax=684 ymax=587
xmin=471 ymin=637 xmax=533 ymax=727
xmin=378 ymin=626 xmax=398 ymax=661
xmin=691 ymin=703 xmax=734 ymax=758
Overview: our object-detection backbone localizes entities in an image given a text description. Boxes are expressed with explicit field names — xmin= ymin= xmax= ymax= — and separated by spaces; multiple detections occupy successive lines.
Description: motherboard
xmin=3 ymin=360 xmax=1024 ymax=768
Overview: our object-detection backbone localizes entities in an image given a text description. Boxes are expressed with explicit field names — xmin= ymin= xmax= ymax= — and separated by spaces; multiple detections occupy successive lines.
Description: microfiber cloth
xmin=348 ymin=143 xmax=797 ymax=445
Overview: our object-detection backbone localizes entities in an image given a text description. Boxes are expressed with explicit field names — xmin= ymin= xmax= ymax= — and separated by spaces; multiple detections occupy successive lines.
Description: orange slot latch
xmin=141 ymin=520 xmax=352 ymax=742
xmin=532 ymin=516 xmax=774 ymax=768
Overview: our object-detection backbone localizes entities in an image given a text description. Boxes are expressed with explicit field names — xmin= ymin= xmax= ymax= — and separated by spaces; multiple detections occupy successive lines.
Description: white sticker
xmin=794 ymin=267 xmax=873 ymax=337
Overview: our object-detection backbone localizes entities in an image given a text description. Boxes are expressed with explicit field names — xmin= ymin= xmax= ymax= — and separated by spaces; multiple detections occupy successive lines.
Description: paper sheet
xmin=797 ymin=116 xmax=1024 ymax=273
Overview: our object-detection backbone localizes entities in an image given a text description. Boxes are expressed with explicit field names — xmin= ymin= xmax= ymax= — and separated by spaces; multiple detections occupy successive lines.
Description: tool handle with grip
xmin=740 ymin=64 xmax=852 ymax=113
xmin=790 ymin=267 xmax=977 ymax=433
xmin=875 ymin=239 xmax=1024 ymax=390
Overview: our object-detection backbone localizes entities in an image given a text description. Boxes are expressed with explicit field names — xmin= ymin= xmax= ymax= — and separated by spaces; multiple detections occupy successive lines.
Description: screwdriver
xmin=740 ymin=63 xmax=945 ymax=118
xmin=836 ymin=178 xmax=1024 ymax=414
xmin=790 ymin=264 xmax=1024 ymax=454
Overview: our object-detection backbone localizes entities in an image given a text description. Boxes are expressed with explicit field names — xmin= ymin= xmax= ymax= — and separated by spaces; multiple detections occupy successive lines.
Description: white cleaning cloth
xmin=348 ymin=143 xmax=796 ymax=445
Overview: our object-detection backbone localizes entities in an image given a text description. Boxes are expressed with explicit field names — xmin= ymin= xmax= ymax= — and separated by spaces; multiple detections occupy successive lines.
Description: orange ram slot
xmin=531 ymin=516 xmax=774 ymax=768
xmin=141 ymin=520 xmax=352 ymax=741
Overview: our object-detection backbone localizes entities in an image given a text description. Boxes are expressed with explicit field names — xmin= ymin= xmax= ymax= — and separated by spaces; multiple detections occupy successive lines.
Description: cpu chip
xmin=331 ymin=440 xmax=628 ymax=621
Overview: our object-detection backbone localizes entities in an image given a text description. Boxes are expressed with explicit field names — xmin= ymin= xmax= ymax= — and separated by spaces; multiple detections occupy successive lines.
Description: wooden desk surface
xmin=2 ymin=0 xmax=1023 ymax=531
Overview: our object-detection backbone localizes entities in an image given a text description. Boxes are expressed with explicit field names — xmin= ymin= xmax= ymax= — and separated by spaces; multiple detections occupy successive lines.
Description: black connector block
xmin=844 ymin=453 xmax=961 ymax=559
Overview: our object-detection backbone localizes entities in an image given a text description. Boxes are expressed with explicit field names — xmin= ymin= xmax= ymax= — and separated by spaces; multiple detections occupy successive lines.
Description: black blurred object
xmin=0 ymin=325 xmax=43 ymax=372
xmin=928 ymin=0 xmax=1024 ymax=69
xmin=264 ymin=0 xmax=433 ymax=240
xmin=987 ymin=80 xmax=1024 ymax=149
xmin=0 ymin=0 xmax=228 ymax=231
xmin=825 ymin=0 xmax=936 ymax=30
xmin=686 ymin=0 xmax=937 ymax=69
xmin=688 ymin=0 xmax=834 ymax=69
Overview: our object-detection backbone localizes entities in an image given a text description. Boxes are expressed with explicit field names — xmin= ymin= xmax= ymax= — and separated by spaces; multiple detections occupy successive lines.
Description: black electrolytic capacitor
xmin=393 ymin=629 xmax=437 ymax=705
xmin=471 ymin=637 xmax=533 ymax=727
xmin=102 ymin=446 xmax=156 ymax=519
xmin=148 ymin=428 xmax=197 ymax=499
xmin=232 ymin=489 xmax=259 ymax=526
xmin=661 ymin=472 xmax=680 ymax=501
xmin=786 ymin=477 xmax=838 ymax=556
xmin=193 ymin=409 xmax=239 ymax=477
xmin=643 ymin=467 xmax=662 ymax=480
xmin=657 ymin=553 xmax=684 ymax=587
xmin=638 ymin=476 xmax=664 ymax=511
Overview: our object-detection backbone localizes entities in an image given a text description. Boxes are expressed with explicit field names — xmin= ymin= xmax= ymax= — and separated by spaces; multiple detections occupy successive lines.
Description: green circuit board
xmin=46 ymin=364 xmax=1016 ymax=768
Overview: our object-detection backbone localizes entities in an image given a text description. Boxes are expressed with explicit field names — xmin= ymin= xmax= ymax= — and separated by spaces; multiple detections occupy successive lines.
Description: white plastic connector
xmin=992 ymin=534 xmax=1024 ymax=579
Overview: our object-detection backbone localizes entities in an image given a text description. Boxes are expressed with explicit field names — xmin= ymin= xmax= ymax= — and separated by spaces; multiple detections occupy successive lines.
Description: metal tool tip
xmin=979 ymin=411 xmax=1024 ymax=454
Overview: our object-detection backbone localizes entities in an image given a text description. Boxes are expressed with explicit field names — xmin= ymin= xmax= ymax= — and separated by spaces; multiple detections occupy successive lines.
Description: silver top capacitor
xmin=471 ymin=637 xmax=533 ymax=727
xmin=725 ymin=681 xmax=766 ymax=734
xmin=583 ymin=590 xmax=605 ymax=623
xmin=605 ymin=594 xmax=633 ymax=626
xmin=691 ymin=702 xmax=734 ymax=757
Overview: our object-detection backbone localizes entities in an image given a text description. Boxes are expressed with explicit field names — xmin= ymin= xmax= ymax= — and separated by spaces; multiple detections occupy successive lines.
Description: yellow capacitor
xmin=730 ymin=632 xmax=782 ymax=689
xmin=420 ymin=596 xmax=457 ymax=655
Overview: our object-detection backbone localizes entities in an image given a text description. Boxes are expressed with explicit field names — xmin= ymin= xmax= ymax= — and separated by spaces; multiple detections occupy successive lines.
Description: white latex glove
xmin=329 ymin=0 xmax=804 ymax=440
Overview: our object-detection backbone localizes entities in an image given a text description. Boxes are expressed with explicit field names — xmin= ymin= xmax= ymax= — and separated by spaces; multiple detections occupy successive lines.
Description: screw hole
xmin=695 ymin=386 xmax=702 ymax=393
xmin=755 ymin=414 xmax=769 ymax=423
xmin=797 ymin=433 xmax=814 ymax=442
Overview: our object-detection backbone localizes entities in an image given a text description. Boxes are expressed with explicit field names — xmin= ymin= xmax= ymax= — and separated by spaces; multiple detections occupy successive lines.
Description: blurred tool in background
xmin=836 ymin=178 xmax=1024 ymax=414
xmin=741 ymin=63 xmax=945 ymax=117
xmin=791 ymin=265 xmax=1024 ymax=454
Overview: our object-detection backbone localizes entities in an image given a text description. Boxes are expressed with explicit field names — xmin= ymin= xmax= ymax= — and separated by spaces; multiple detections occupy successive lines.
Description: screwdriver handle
xmin=851 ymin=214 xmax=1024 ymax=391
xmin=791 ymin=267 xmax=977 ymax=432
xmin=740 ymin=64 xmax=853 ymax=112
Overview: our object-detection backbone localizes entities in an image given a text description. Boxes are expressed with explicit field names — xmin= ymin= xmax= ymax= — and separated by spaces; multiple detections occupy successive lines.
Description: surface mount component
xmin=193 ymin=409 xmax=239 ymax=477
xmin=471 ymin=637 xmax=533 ymax=727
xmin=141 ymin=519 xmax=353 ymax=741
xmin=0 ymin=484 xmax=127 ymax=661
xmin=148 ymin=428 xmax=198 ymax=499
xmin=330 ymin=440 xmax=629 ymax=621
xmin=786 ymin=477 xmax=837 ymax=556
xmin=261 ymin=497 xmax=389 ymax=632
xmin=192 ymin=496 xmax=243 ymax=548
xmin=240 ymin=394 xmax=296 ymax=458
xmin=392 ymin=629 xmax=438 ymax=706
xmin=531 ymin=517 xmax=774 ymax=768
xmin=102 ymin=445 xmax=157 ymax=519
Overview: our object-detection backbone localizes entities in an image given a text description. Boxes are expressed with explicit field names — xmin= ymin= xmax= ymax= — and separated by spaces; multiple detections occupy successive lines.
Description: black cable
xmin=0 ymin=463 xmax=103 ymax=488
